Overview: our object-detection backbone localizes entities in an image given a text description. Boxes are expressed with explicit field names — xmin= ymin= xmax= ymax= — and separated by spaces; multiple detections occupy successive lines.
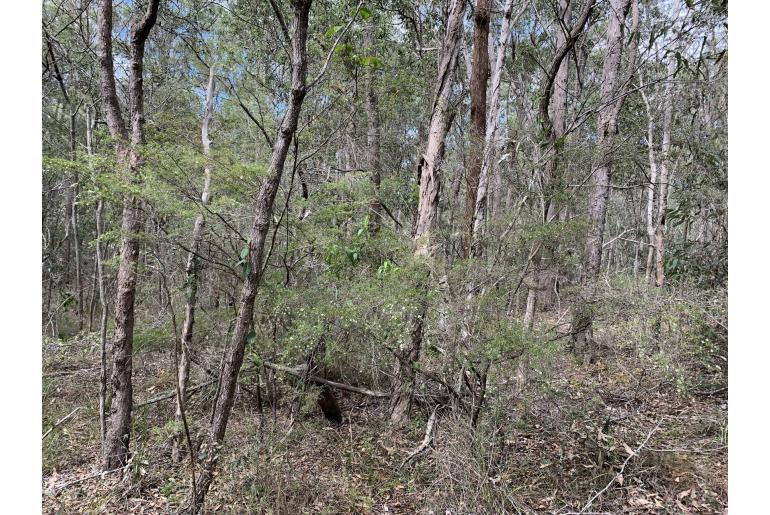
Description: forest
xmin=41 ymin=0 xmax=728 ymax=512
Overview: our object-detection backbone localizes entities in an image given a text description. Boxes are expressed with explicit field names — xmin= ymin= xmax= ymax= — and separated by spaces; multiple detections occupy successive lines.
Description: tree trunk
xmin=173 ymin=66 xmax=216 ymax=463
xmin=463 ymin=0 xmax=490 ymax=258
xmin=189 ymin=2 xmax=313 ymax=510
xmin=364 ymin=16 xmax=382 ymax=235
xmin=527 ymin=0 xmax=576 ymax=324
xmin=97 ymin=0 xmax=160 ymax=471
xmin=72 ymin=164 xmax=84 ymax=331
xmin=655 ymin=58 xmax=676 ymax=287
xmin=641 ymin=88 xmax=658 ymax=285
xmin=96 ymin=198 xmax=109 ymax=453
xmin=87 ymin=104 xmax=109 ymax=453
xmin=470 ymin=0 xmax=522 ymax=256
xmin=573 ymin=0 xmax=635 ymax=363
xmin=390 ymin=0 xmax=466 ymax=425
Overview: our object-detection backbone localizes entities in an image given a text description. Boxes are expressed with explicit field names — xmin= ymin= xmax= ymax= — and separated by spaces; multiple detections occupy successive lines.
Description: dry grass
xmin=42 ymin=297 xmax=727 ymax=514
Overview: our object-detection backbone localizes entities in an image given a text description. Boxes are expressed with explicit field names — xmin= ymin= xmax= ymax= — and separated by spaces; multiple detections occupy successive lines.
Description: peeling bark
xmin=390 ymin=0 xmax=466 ymax=425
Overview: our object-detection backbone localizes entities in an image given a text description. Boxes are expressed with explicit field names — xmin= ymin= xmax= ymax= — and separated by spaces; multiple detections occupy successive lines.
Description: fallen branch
xmin=401 ymin=407 xmax=438 ymax=468
xmin=262 ymin=361 xmax=389 ymax=398
xmin=42 ymin=407 xmax=81 ymax=440
xmin=136 ymin=379 xmax=217 ymax=408
xmin=43 ymin=367 xmax=99 ymax=378
xmin=46 ymin=466 xmax=123 ymax=494
xmin=695 ymin=386 xmax=727 ymax=397
xmin=135 ymin=366 xmax=259 ymax=408
xmin=579 ymin=418 xmax=664 ymax=513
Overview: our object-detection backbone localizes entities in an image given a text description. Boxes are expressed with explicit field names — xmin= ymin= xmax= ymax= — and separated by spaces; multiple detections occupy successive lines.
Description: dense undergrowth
xmin=43 ymin=278 xmax=726 ymax=513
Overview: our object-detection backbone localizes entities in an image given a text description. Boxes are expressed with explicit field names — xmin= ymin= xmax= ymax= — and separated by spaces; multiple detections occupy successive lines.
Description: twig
xmin=579 ymin=418 xmax=664 ymax=513
xmin=401 ymin=407 xmax=438 ymax=468
xmin=602 ymin=229 xmax=633 ymax=248
xmin=136 ymin=367 xmax=259 ymax=408
xmin=42 ymin=407 xmax=81 ymax=440
xmin=43 ymin=367 xmax=99 ymax=378
xmin=307 ymin=2 xmax=363 ymax=90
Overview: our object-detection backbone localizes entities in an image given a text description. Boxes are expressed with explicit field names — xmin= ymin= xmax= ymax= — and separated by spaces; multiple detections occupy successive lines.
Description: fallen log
xmin=135 ymin=361 xmax=387 ymax=410
xmin=262 ymin=361 xmax=389 ymax=398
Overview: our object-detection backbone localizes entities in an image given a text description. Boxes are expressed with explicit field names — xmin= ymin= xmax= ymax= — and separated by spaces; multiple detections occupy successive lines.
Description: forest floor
xmin=42 ymin=320 xmax=727 ymax=514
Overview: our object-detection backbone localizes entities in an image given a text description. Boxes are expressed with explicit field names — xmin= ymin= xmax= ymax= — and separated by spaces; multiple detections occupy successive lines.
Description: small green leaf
xmin=325 ymin=25 xmax=343 ymax=38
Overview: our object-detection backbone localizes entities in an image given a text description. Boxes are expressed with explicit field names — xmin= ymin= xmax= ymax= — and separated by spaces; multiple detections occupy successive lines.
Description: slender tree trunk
xmin=640 ymin=88 xmax=658 ymax=285
xmin=189 ymin=3 xmax=312 ymax=510
xmin=573 ymin=0 xmax=635 ymax=363
xmin=96 ymin=198 xmax=109 ymax=452
xmin=655 ymin=58 xmax=676 ymax=287
xmin=526 ymin=0 xmax=574 ymax=324
xmin=72 ymin=167 xmax=84 ymax=331
xmin=97 ymin=0 xmax=160 ymax=471
xmin=173 ymin=66 xmax=216 ymax=463
xmin=364 ymin=16 xmax=382 ymax=235
xmin=463 ymin=0 xmax=490 ymax=258
xmin=390 ymin=0 xmax=466 ymax=425
xmin=88 ymin=256 xmax=98 ymax=332
xmin=85 ymin=104 xmax=109 ymax=452
xmin=47 ymin=30 xmax=76 ymax=291
xmin=470 ymin=0 xmax=523 ymax=256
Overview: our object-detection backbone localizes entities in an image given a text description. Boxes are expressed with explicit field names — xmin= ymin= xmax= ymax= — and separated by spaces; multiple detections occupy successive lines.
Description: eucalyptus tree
xmin=572 ymin=0 xmax=638 ymax=363
xmin=96 ymin=0 xmax=161 ymax=471
xmin=188 ymin=0 xmax=370 ymax=509
xmin=389 ymin=0 xmax=467 ymax=425
xmin=463 ymin=0 xmax=490 ymax=258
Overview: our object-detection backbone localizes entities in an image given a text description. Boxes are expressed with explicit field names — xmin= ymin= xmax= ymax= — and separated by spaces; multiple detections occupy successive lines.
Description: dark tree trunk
xmin=464 ymin=0 xmax=489 ymax=258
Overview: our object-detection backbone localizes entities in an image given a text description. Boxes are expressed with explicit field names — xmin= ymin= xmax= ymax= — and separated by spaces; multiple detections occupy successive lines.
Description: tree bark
xmin=96 ymin=0 xmax=160 ymax=471
xmin=472 ymin=0 xmax=547 ymax=255
xmin=641 ymin=88 xmax=658 ymax=284
xmin=573 ymin=0 xmax=636 ymax=363
xmin=188 ymin=2 xmax=313 ymax=511
xmin=86 ymin=105 xmax=109 ymax=453
xmin=655 ymin=58 xmax=676 ymax=287
xmin=364 ymin=16 xmax=382 ymax=235
xmin=173 ymin=66 xmax=216 ymax=463
xmin=463 ymin=0 xmax=490 ymax=258
xmin=390 ymin=0 xmax=467 ymax=425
